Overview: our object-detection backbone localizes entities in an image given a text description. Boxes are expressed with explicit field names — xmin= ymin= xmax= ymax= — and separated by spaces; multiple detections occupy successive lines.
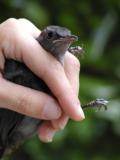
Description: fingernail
xmin=43 ymin=100 xmax=61 ymax=119
xmin=59 ymin=119 xmax=68 ymax=130
xmin=44 ymin=129 xmax=55 ymax=142
xmin=74 ymin=102 xmax=85 ymax=121
xmin=77 ymin=104 xmax=85 ymax=120
xmin=39 ymin=128 xmax=56 ymax=143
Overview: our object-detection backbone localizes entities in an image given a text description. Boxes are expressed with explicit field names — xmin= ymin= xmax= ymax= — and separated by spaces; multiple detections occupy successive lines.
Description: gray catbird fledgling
xmin=0 ymin=25 xmax=108 ymax=157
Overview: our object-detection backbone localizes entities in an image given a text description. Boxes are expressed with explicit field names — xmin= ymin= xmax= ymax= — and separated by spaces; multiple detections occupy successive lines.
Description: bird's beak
xmin=64 ymin=35 xmax=78 ymax=43
xmin=53 ymin=35 xmax=78 ymax=44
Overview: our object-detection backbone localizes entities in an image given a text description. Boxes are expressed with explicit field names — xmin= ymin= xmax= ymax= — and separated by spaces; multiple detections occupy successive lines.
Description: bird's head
xmin=37 ymin=25 xmax=78 ymax=64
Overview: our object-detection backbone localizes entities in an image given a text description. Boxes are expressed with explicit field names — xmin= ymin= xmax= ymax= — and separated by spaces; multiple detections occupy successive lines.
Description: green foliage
xmin=0 ymin=0 xmax=120 ymax=160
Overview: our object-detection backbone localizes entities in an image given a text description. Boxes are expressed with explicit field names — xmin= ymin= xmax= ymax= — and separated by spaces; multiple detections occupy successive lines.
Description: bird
xmin=0 ymin=25 xmax=79 ymax=157
xmin=0 ymin=25 xmax=108 ymax=158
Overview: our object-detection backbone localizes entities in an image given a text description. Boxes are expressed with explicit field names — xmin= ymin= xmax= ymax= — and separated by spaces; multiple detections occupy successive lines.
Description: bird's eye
xmin=47 ymin=31 xmax=54 ymax=39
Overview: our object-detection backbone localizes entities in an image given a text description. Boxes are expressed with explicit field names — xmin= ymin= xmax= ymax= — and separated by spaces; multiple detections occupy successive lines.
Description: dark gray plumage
xmin=0 ymin=26 xmax=77 ymax=157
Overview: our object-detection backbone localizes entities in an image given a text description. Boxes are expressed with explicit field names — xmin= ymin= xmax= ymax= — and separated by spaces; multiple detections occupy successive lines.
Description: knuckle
xmin=5 ymin=18 xmax=18 ymax=28
xmin=0 ymin=18 xmax=18 ymax=46
xmin=1 ymin=18 xmax=19 ymax=41
xmin=51 ymin=59 xmax=63 ymax=73
xmin=16 ymin=92 xmax=32 ymax=114
xmin=42 ymin=60 xmax=63 ymax=80
xmin=0 ymin=18 xmax=21 ymax=58
xmin=18 ymin=18 xmax=33 ymax=27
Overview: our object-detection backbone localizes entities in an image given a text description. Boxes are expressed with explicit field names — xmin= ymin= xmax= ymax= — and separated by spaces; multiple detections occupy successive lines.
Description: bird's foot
xmin=82 ymin=98 xmax=109 ymax=111
xmin=68 ymin=46 xmax=84 ymax=57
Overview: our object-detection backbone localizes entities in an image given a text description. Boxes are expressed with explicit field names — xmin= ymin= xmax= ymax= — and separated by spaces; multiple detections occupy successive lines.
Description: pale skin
xmin=0 ymin=18 xmax=85 ymax=142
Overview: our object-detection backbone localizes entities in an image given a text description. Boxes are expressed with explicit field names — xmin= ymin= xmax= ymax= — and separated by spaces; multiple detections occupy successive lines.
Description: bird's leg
xmin=82 ymin=98 xmax=109 ymax=111
xmin=69 ymin=46 xmax=109 ymax=112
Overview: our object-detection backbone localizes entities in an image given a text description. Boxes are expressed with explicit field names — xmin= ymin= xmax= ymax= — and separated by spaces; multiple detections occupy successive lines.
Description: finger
xmin=38 ymin=114 xmax=68 ymax=142
xmin=38 ymin=121 xmax=57 ymax=142
xmin=0 ymin=78 xmax=61 ymax=120
xmin=0 ymin=18 xmax=84 ymax=120
xmin=64 ymin=52 xmax=80 ymax=95
xmin=18 ymin=18 xmax=40 ymax=38
xmin=51 ymin=52 xmax=82 ymax=130
xmin=51 ymin=113 xmax=69 ymax=130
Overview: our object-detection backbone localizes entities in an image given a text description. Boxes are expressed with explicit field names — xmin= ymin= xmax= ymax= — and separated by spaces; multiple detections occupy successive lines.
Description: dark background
xmin=0 ymin=0 xmax=120 ymax=160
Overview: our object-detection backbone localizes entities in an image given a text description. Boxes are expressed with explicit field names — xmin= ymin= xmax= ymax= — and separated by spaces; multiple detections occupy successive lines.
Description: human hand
xmin=0 ymin=18 xmax=85 ymax=142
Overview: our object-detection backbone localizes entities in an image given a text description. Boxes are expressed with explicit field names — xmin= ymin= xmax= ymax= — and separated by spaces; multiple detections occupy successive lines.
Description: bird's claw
xmin=68 ymin=46 xmax=84 ymax=56
xmin=82 ymin=98 xmax=109 ymax=111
